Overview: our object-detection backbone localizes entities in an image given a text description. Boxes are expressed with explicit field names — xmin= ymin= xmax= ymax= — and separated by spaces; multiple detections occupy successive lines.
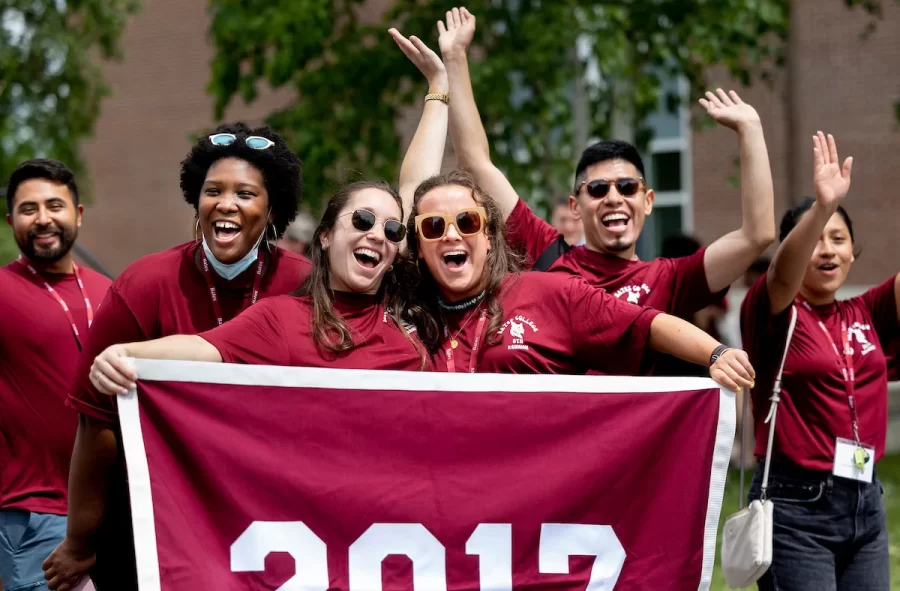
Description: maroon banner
xmin=119 ymin=360 xmax=734 ymax=591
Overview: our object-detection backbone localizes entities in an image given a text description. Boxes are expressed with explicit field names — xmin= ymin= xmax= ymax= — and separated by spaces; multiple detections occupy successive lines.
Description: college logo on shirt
xmin=499 ymin=315 xmax=538 ymax=351
xmin=848 ymin=322 xmax=876 ymax=356
xmin=613 ymin=284 xmax=651 ymax=305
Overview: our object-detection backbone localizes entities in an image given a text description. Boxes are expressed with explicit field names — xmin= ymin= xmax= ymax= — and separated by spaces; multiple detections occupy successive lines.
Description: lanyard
xmin=797 ymin=298 xmax=862 ymax=444
xmin=200 ymin=247 xmax=265 ymax=326
xmin=443 ymin=310 xmax=487 ymax=373
xmin=16 ymin=257 xmax=94 ymax=350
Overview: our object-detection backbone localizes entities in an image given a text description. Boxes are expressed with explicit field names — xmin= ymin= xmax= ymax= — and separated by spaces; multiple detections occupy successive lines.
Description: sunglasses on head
xmin=208 ymin=133 xmax=275 ymax=150
xmin=575 ymin=177 xmax=645 ymax=199
xmin=414 ymin=207 xmax=487 ymax=242
xmin=343 ymin=209 xmax=406 ymax=243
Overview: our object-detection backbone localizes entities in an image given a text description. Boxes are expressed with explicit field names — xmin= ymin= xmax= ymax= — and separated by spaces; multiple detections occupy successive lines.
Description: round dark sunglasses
xmin=345 ymin=209 xmax=406 ymax=243
xmin=575 ymin=177 xmax=645 ymax=199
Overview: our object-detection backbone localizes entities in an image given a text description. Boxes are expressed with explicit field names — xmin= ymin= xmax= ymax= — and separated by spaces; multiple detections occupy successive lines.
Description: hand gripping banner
xmin=118 ymin=360 xmax=735 ymax=591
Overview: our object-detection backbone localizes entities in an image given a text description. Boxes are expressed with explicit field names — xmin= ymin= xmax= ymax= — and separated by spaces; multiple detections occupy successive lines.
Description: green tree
xmin=208 ymin=0 xmax=896 ymax=215
xmin=0 ymin=0 xmax=141 ymax=263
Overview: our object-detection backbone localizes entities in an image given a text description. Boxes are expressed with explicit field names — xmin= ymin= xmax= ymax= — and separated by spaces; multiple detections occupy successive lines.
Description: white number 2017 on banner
xmin=230 ymin=521 xmax=625 ymax=591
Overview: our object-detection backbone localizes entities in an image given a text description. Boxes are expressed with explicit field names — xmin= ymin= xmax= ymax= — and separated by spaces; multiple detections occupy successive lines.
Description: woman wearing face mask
xmin=406 ymin=170 xmax=756 ymax=390
xmin=44 ymin=122 xmax=309 ymax=590
xmin=741 ymin=133 xmax=899 ymax=591
xmin=85 ymin=180 xmax=429 ymax=378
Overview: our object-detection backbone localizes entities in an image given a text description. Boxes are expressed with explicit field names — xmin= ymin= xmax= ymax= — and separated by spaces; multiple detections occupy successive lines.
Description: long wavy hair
xmin=298 ymin=180 xmax=425 ymax=366
xmin=405 ymin=171 xmax=523 ymax=353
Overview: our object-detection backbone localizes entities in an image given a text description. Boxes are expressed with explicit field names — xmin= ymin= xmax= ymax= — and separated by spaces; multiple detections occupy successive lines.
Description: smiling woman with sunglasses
xmin=84 ymin=180 xmax=429 ymax=382
xmin=407 ymin=170 xmax=757 ymax=389
xmin=45 ymin=122 xmax=311 ymax=591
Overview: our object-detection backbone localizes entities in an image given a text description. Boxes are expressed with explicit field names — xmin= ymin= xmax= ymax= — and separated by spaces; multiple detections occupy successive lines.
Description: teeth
xmin=355 ymin=248 xmax=381 ymax=262
xmin=443 ymin=250 xmax=466 ymax=258
xmin=215 ymin=221 xmax=240 ymax=230
xmin=602 ymin=213 xmax=629 ymax=223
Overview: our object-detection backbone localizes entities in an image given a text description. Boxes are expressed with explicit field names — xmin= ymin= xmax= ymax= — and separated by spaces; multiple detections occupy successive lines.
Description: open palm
xmin=438 ymin=7 xmax=476 ymax=58
xmin=698 ymin=89 xmax=760 ymax=131
xmin=812 ymin=131 xmax=853 ymax=208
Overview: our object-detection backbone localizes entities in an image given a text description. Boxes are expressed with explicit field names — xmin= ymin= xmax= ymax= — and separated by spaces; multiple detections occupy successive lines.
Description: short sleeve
xmin=567 ymin=276 xmax=661 ymax=374
xmin=855 ymin=275 xmax=899 ymax=347
xmin=67 ymin=288 xmax=147 ymax=423
xmin=199 ymin=298 xmax=291 ymax=366
xmin=739 ymin=272 xmax=793 ymax=360
xmin=668 ymin=246 xmax=727 ymax=317
xmin=505 ymin=199 xmax=564 ymax=269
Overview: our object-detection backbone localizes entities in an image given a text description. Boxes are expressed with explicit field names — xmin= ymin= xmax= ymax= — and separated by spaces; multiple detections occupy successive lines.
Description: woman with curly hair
xmin=43 ymin=122 xmax=310 ymax=590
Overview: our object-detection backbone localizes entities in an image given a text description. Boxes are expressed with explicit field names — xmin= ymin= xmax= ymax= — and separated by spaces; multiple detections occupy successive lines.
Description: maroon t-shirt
xmin=435 ymin=272 xmax=661 ymax=375
xmin=65 ymin=241 xmax=308 ymax=590
xmin=200 ymin=292 xmax=431 ymax=371
xmin=68 ymin=241 xmax=310 ymax=421
xmin=741 ymin=274 xmax=899 ymax=471
xmin=0 ymin=260 xmax=111 ymax=515
xmin=506 ymin=199 xmax=720 ymax=375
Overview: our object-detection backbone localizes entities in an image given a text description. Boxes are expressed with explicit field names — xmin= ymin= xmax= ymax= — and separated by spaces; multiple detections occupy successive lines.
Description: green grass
xmin=709 ymin=454 xmax=900 ymax=590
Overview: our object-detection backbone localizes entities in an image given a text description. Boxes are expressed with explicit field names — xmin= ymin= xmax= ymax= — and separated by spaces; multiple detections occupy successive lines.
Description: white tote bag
xmin=721 ymin=305 xmax=797 ymax=589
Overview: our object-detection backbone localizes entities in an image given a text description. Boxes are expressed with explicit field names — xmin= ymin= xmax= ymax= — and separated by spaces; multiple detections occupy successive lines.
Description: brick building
xmin=72 ymin=0 xmax=898 ymax=287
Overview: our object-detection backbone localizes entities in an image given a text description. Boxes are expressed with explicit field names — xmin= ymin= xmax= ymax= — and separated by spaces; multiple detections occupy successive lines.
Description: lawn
xmin=708 ymin=454 xmax=900 ymax=590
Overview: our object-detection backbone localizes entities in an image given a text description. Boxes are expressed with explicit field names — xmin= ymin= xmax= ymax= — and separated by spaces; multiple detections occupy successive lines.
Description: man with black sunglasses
xmin=439 ymin=8 xmax=775 ymax=374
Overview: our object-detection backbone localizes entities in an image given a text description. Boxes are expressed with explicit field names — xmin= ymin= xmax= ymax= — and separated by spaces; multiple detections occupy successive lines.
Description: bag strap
xmin=533 ymin=236 xmax=572 ymax=272
xmin=760 ymin=304 xmax=799 ymax=500
xmin=739 ymin=304 xmax=798 ymax=506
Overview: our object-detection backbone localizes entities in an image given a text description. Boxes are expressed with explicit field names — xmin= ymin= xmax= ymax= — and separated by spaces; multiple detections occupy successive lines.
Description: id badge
xmin=833 ymin=437 xmax=874 ymax=483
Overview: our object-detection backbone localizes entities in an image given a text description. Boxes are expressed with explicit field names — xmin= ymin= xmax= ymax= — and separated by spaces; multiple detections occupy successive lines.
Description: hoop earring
xmin=265 ymin=222 xmax=276 ymax=252
xmin=194 ymin=219 xmax=201 ymax=242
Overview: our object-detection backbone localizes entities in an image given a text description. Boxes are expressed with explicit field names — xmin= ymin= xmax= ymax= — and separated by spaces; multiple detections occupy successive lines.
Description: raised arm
xmin=90 ymin=335 xmax=222 ymax=396
xmin=390 ymin=28 xmax=449 ymax=226
xmin=766 ymin=132 xmax=853 ymax=315
xmin=440 ymin=7 xmax=521 ymax=220
xmin=648 ymin=313 xmax=755 ymax=393
xmin=700 ymin=89 xmax=776 ymax=293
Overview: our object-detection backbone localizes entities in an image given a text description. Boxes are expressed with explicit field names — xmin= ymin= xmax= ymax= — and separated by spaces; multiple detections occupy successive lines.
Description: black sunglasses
xmin=575 ymin=177 xmax=645 ymax=199
xmin=346 ymin=209 xmax=406 ymax=243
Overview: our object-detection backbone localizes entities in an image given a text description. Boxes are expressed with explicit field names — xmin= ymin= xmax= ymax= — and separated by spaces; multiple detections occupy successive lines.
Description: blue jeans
xmin=0 ymin=510 xmax=66 ymax=591
xmin=748 ymin=460 xmax=889 ymax=591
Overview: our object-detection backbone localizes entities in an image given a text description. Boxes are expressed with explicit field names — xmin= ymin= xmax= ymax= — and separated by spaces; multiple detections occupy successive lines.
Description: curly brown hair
xmin=405 ymin=170 xmax=523 ymax=353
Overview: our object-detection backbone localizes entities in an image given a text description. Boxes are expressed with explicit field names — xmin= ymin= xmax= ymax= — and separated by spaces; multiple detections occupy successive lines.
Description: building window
xmin=636 ymin=76 xmax=692 ymax=261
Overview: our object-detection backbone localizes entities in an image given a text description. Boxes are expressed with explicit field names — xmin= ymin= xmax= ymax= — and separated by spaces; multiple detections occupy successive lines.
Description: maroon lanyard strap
xmin=444 ymin=310 xmax=488 ymax=373
xmin=797 ymin=298 xmax=861 ymax=442
xmin=200 ymin=248 xmax=265 ymax=326
xmin=17 ymin=258 xmax=94 ymax=350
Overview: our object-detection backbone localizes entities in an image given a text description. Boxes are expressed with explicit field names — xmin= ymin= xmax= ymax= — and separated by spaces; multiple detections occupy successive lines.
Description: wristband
xmin=425 ymin=92 xmax=450 ymax=104
xmin=709 ymin=344 xmax=731 ymax=366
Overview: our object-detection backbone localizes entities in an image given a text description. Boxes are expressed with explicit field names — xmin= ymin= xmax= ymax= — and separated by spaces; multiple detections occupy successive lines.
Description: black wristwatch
xmin=709 ymin=344 xmax=731 ymax=366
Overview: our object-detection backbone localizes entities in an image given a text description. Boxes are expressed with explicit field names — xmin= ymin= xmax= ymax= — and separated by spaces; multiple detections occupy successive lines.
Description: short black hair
xmin=574 ymin=140 xmax=646 ymax=188
xmin=779 ymin=197 xmax=854 ymax=243
xmin=661 ymin=234 xmax=702 ymax=259
xmin=179 ymin=122 xmax=302 ymax=236
xmin=6 ymin=159 xmax=79 ymax=212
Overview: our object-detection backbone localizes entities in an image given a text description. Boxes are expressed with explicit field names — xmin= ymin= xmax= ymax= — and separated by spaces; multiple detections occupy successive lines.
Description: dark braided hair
xmin=179 ymin=122 xmax=302 ymax=236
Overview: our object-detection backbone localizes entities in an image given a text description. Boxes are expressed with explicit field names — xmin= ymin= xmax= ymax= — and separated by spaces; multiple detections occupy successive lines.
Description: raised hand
xmin=437 ymin=6 xmax=476 ymax=59
xmin=812 ymin=131 xmax=852 ymax=209
xmin=699 ymin=89 xmax=761 ymax=132
xmin=388 ymin=28 xmax=448 ymax=93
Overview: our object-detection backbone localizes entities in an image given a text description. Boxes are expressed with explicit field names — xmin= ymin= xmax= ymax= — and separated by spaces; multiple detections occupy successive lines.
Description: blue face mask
xmin=202 ymin=228 xmax=265 ymax=281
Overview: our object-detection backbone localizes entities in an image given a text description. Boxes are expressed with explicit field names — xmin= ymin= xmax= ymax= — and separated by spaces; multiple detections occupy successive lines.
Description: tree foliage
xmin=208 ymin=0 xmax=794 ymax=212
xmin=0 ymin=0 xmax=141 ymax=262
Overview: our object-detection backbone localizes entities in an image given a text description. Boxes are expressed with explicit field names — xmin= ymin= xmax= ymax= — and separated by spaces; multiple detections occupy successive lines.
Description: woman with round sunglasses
xmin=85 ymin=180 xmax=428 ymax=387
xmin=406 ymin=170 xmax=756 ymax=390
xmin=741 ymin=134 xmax=898 ymax=591
xmin=45 ymin=122 xmax=310 ymax=590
